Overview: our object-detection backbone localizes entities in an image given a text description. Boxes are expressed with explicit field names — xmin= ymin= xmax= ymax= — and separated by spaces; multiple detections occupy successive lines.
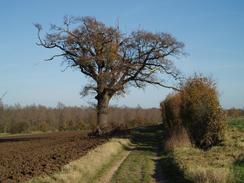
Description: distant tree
xmin=0 ymin=92 xmax=7 ymax=125
xmin=0 ymin=92 xmax=7 ymax=108
xmin=35 ymin=16 xmax=184 ymax=134
xmin=226 ymin=108 xmax=242 ymax=117
xmin=0 ymin=93 xmax=5 ymax=133
xmin=0 ymin=99 xmax=3 ymax=111
xmin=56 ymin=102 xmax=66 ymax=109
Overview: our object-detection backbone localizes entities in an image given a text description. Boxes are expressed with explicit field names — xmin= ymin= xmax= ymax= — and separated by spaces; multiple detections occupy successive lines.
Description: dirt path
xmin=110 ymin=125 xmax=170 ymax=183
xmin=95 ymin=150 xmax=130 ymax=183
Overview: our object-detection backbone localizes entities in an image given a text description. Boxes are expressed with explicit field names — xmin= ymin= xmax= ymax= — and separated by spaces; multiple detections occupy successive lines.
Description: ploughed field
xmin=0 ymin=131 xmax=107 ymax=183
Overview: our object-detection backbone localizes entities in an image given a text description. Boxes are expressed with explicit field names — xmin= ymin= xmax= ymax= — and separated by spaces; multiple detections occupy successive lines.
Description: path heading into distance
xmin=97 ymin=124 xmax=178 ymax=183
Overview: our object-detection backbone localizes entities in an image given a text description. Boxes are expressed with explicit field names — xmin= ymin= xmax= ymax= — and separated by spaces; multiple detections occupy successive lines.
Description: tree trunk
xmin=96 ymin=93 xmax=111 ymax=134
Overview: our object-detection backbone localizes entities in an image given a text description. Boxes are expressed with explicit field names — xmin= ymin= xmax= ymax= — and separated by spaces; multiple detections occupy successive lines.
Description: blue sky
xmin=0 ymin=0 xmax=243 ymax=108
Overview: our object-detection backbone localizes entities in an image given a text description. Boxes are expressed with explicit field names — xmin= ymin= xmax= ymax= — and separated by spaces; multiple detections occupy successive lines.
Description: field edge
xmin=27 ymin=138 xmax=131 ymax=183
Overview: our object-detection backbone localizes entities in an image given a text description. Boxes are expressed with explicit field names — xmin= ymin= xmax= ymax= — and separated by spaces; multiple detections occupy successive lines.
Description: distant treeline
xmin=225 ymin=108 xmax=244 ymax=118
xmin=0 ymin=102 xmax=161 ymax=134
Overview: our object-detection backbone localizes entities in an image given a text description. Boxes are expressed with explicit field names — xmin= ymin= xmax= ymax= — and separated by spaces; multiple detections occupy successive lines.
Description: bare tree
xmin=35 ymin=16 xmax=184 ymax=134
xmin=0 ymin=92 xmax=7 ymax=107
xmin=0 ymin=92 xmax=7 ymax=100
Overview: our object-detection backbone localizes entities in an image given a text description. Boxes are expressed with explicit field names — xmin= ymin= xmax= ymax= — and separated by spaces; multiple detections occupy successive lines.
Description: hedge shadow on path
xmin=128 ymin=124 xmax=192 ymax=183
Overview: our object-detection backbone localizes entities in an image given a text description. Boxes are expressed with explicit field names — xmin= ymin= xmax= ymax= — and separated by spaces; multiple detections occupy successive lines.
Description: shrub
xmin=76 ymin=121 xmax=87 ymax=130
xmin=7 ymin=121 xmax=30 ymax=134
xmin=39 ymin=121 xmax=49 ymax=132
xmin=161 ymin=93 xmax=191 ymax=150
xmin=180 ymin=76 xmax=226 ymax=149
xmin=160 ymin=93 xmax=182 ymax=132
xmin=163 ymin=127 xmax=191 ymax=151
xmin=160 ymin=75 xmax=226 ymax=149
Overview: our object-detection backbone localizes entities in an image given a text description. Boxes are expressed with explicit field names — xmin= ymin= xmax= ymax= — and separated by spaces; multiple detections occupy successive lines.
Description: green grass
xmin=111 ymin=126 xmax=158 ymax=183
xmin=111 ymin=125 xmax=191 ymax=183
xmin=233 ymin=155 xmax=244 ymax=183
xmin=111 ymin=151 xmax=154 ymax=183
xmin=228 ymin=117 xmax=244 ymax=183
xmin=227 ymin=117 xmax=244 ymax=131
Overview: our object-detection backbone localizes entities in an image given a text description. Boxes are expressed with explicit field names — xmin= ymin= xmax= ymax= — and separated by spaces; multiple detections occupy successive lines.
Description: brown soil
xmin=0 ymin=131 xmax=107 ymax=183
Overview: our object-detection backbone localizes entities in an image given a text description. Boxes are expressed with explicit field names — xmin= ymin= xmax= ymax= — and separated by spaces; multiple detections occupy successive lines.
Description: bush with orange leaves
xmin=160 ymin=93 xmax=191 ymax=150
xmin=180 ymin=76 xmax=226 ymax=149
xmin=160 ymin=93 xmax=182 ymax=132
xmin=161 ymin=75 xmax=226 ymax=149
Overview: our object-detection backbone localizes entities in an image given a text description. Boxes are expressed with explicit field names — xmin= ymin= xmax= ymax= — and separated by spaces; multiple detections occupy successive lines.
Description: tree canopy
xmin=35 ymin=16 xmax=185 ymax=133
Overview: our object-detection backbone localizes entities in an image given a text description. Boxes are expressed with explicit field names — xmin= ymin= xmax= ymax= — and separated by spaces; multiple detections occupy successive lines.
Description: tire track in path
xmin=95 ymin=150 xmax=131 ymax=183
xmin=110 ymin=125 xmax=170 ymax=183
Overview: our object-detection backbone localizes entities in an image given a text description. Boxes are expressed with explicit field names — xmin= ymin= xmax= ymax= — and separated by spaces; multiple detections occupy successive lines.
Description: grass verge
xmin=164 ymin=118 xmax=244 ymax=183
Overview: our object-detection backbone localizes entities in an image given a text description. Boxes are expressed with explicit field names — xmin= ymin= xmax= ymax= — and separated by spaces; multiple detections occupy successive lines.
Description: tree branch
xmin=134 ymin=78 xmax=180 ymax=91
